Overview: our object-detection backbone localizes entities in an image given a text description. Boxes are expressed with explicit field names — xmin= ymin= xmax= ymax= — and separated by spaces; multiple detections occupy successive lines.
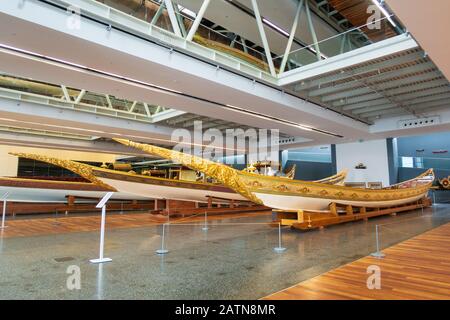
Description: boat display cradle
xmin=273 ymin=197 xmax=432 ymax=231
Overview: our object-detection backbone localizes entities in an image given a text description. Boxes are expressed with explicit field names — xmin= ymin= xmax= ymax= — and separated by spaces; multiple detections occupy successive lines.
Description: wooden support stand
xmin=274 ymin=197 xmax=432 ymax=231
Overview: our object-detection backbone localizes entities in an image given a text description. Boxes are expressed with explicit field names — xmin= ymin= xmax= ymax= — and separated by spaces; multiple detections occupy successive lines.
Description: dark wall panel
xmin=397 ymin=132 xmax=450 ymax=159
xmin=284 ymin=160 xmax=333 ymax=181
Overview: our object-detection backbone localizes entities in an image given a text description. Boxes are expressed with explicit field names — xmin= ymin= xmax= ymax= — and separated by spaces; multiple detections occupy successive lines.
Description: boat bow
xmin=9 ymin=153 xmax=117 ymax=192
xmin=113 ymin=139 xmax=263 ymax=204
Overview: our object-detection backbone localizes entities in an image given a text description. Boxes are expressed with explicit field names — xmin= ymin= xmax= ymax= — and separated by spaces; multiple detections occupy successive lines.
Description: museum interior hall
xmin=0 ymin=0 xmax=449 ymax=301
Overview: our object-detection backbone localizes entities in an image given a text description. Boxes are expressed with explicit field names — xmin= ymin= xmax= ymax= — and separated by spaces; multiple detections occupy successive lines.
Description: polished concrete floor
xmin=0 ymin=204 xmax=449 ymax=299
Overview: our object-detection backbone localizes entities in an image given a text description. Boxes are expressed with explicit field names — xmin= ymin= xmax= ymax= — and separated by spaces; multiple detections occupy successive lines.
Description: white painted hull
xmin=0 ymin=186 xmax=147 ymax=203
xmin=99 ymin=177 xmax=247 ymax=203
xmin=254 ymin=191 xmax=429 ymax=212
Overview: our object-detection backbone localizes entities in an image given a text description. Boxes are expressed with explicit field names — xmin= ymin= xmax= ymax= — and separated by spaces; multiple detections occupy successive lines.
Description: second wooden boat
xmin=113 ymin=139 xmax=435 ymax=212
xmin=10 ymin=153 xmax=348 ymax=204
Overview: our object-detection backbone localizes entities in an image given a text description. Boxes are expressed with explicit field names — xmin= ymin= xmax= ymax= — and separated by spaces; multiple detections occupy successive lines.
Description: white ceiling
xmin=0 ymin=0 xmax=371 ymax=147
xmin=386 ymin=0 xmax=450 ymax=81
xmin=0 ymin=0 xmax=450 ymax=152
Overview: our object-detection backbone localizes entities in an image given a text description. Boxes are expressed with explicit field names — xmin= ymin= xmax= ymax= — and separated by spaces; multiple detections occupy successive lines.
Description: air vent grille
xmin=398 ymin=116 xmax=440 ymax=129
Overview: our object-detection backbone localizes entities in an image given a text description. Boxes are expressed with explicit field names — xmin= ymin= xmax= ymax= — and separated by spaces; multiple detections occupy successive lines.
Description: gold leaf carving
xmin=9 ymin=153 xmax=116 ymax=191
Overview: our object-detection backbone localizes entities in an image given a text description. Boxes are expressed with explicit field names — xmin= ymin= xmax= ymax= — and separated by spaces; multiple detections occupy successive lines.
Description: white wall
xmin=336 ymin=139 xmax=390 ymax=187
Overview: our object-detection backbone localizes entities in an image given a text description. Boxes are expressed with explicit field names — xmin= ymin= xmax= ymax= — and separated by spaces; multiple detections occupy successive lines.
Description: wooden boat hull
xmin=0 ymin=177 xmax=147 ymax=203
xmin=8 ymin=153 xmax=347 ymax=205
xmin=113 ymin=139 xmax=435 ymax=211
xmin=92 ymin=169 xmax=247 ymax=203
xmin=254 ymin=191 xmax=428 ymax=211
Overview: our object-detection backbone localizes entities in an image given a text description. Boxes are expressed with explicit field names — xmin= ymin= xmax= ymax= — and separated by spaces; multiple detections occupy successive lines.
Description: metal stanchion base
xmin=273 ymin=247 xmax=286 ymax=253
xmin=90 ymin=258 xmax=112 ymax=264
xmin=202 ymin=227 xmax=209 ymax=231
xmin=156 ymin=249 xmax=169 ymax=255
xmin=370 ymin=252 xmax=385 ymax=258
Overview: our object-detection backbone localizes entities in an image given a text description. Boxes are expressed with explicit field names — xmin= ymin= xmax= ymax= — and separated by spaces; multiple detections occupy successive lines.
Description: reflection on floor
xmin=0 ymin=211 xmax=273 ymax=238
xmin=264 ymin=222 xmax=450 ymax=300
xmin=0 ymin=205 xmax=449 ymax=299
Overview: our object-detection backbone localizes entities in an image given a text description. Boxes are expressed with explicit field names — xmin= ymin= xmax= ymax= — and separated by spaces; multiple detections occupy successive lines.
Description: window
xmin=415 ymin=157 xmax=424 ymax=169
xmin=401 ymin=157 xmax=414 ymax=168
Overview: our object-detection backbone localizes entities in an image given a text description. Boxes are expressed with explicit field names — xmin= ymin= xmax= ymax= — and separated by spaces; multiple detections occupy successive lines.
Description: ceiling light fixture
xmin=178 ymin=5 xmax=197 ymax=19
xmin=262 ymin=18 xmax=290 ymax=37
xmin=370 ymin=0 xmax=397 ymax=27
xmin=111 ymin=133 xmax=248 ymax=152
xmin=0 ymin=44 xmax=343 ymax=138
xmin=224 ymin=104 xmax=338 ymax=136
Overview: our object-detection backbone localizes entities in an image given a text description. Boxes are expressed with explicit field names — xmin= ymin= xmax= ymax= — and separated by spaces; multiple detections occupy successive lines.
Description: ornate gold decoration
xmin=113 ymin=139 xmax=435 ymax=207
xmin=113 ymin=139 xmax=263 ymax=204
xmin=439 ymin=177 xmax=450 ymax=189
xmin=252 ymin=181 xmax=263 ymax=188
xmin=274 ymin=184 xmax=289 ymax=192
xmin=9 ymin=153 xmax=117 ymax=191
xmin=284 ymin=164 xmax=296 ymax=179
xmin=298 ymin=187 xmax=311 ymax=194
xmin=315 ymin=169 xmax=348 ymax=185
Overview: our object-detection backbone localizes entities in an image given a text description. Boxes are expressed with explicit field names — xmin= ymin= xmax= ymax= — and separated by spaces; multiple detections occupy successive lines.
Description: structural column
xmin=250 ymin=0 xmax=277 ymax=76
xmin=280 ymin=0 xmax=304 ymax=73
xmin=164 ymin=0 xmax=182 ymax=37
xmin=186 ymin=0 xmax=211 ymax=41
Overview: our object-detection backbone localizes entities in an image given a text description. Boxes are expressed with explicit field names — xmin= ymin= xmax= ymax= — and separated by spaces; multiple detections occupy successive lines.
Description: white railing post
xmin=274 ymin=223 xmax=286 ymax=253
xmin=370 ymin=225 xmax=385 ymax=258
xmin=90 ymin=192 xmax=114 ymax=264
xmin=156 ymin=223 xmax=169 ymax=254
xmin=1 ymin=192 xmax=10 ymax=230
xmin=202 ymin=211 xmax=209 ymax=231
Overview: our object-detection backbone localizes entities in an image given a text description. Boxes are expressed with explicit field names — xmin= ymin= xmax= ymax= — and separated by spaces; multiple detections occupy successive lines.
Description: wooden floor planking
xmin=0 ymin=211 xmax=272 ymax=239
xmin=264 ymin=222 xmax=450 ymax=300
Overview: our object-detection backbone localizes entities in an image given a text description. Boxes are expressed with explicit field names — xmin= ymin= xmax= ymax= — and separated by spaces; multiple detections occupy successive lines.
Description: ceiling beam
xmin=293 ymin=50 xmax=424 ymax=91
xmin=352 ymin=92 xmax=450 ymax=115
xmin=322 ymin=71 xmax=444 ymax=102
xmin=332 ymin=79 xmax=449 ymax=107
xmin=279 ymin=34 xmax=419 ymax=86
xmin=0 ymin=130 xmax=148 ymax=156
xmin=309 ymin=61 xmax=436 ymax=97
xmin=359 ymin=98 xmax=450 ymax=118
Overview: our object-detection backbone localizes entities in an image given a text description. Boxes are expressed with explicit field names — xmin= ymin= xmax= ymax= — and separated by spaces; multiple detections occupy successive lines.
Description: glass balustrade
xmin=94 ymin=0 xmax=270 ymax=73
xmin=277 ymin=16 xmax=402 ymax=73
xmin=94 ymin=1 xmax=403 ymax=76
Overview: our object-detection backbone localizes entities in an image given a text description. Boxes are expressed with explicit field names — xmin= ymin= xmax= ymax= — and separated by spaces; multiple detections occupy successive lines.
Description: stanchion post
xmin=156 ymin=223 xmax=169 ymax=254
xmin=202 ymin=211 xmax=209 ymax=231
xmin=370 ymin=224 xmax=385 ymax=258
xmin=274 ymin=223 xmax=286 ymax=253
xmin=90 ymin=192 xmax=114 ymax=264
xmin=1 ymin=192 xmax=10 ymax=230
xmin=53 ymin=209 xmax=61 ymax=226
